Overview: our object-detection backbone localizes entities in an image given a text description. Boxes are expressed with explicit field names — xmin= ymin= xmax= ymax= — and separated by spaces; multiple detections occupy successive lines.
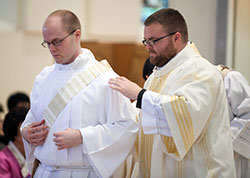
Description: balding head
xmin=44 ymin=10 xmax=81 ymax=33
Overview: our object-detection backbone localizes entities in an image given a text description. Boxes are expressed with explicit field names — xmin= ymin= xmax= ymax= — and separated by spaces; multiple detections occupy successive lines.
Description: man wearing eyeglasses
xmin=20 ymin=9 xmax=138 ymax=178
xmin=109 ymin=8 xmax=236 ymax=178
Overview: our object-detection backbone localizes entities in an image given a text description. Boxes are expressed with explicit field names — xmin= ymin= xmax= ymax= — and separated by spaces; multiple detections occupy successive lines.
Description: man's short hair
xmin=144 ymin=8 xmax=188 ymax=43
xmin=7 ymin=92 xmax=30 ymax=111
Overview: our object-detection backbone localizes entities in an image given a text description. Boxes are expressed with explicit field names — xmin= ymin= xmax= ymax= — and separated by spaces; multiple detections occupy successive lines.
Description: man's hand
xmin=22 ymin=120 xmax=49 ymax=146
xmin=53 ymin=128 xmax=83 ymax=150
xmin=108 ymin=76 xmax=142 ymax=100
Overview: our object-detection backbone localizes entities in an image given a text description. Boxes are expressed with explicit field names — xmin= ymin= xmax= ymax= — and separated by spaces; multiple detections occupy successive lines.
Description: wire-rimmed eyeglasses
xmin=142 ymin=31 xmax=177 ymax=46
xmin=41 ymin=29 xmax=77 ymax=48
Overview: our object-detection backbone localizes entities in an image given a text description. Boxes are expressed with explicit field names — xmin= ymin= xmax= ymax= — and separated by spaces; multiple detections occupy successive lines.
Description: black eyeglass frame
xmin=41 ymin=29 xmax=77 ymax=48
xmin=142 ymin=31 xmax=177 ymax=46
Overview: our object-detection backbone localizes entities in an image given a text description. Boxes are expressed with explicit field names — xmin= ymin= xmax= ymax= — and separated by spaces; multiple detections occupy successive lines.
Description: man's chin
xmin=149 ymin=57 xmax=157 ymax=66
xmin=53 ymin=56 xmax=62 ymax=63
xmin=54 ymin=59 xmax=63 ymax=64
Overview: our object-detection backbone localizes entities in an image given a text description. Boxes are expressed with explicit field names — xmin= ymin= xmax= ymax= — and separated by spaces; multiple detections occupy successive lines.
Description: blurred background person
xmin=142 ymin=57 xmax=155 ymax=81
xmin=0 ymin=92 xmax=30 ymax=150
xmin=0 ymin=103 xmax=7 ymax=150
xmin=0 ymin=107 xmax=30 ymax=178
xmin=7 ymin=92 xmax=30 ymax=111
xmin=217 ymin=64 xmax=250 ymax=178
xmin=0 ymin=103 xmax=4 ymax=136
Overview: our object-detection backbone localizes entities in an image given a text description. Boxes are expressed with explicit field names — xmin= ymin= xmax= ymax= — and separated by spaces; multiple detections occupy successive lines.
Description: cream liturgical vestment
xmin=139 ymin=43 xmax=236 ymax=178
xmin=21 ymin=48 xmax=138 ymax=178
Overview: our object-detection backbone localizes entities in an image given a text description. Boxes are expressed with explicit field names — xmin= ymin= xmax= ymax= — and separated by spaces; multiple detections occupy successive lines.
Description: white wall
xmin=0 ymin=0 xmax=18 ymax=30
xmin=86 ymin=0 xmax=142 ymax=42
xmin=23 ymin=0 xmax=87 ymax=35
xmin=0 ymin=31 xmax=52 ymax=112
xmin=23 ymin=0 xmax=142 ymax=42
xmin=234 ymin=0 xmax=250 ymax=82
xmin=169 ymin=0 xmax=217 ymax=63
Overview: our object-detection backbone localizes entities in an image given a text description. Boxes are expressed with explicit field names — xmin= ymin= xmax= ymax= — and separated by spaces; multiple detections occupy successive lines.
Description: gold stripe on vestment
xmin=171 ymin=95 xmax=189 ymax=151
xmin=139 ymin=72 xmax=172 ymax=177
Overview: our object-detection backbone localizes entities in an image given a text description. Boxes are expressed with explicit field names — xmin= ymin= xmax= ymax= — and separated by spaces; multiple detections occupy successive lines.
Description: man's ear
xmin=75 ymin=30 xmax=81 ymax=39
xmin=174 ymin=32 xmax=181 ymax=42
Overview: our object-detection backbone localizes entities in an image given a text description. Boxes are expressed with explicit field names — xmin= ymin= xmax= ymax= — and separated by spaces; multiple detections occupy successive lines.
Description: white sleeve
xmin=141 ymin=90 xmax=172 ymax=136
xmin=80 ymin=85 xmax=138 ymax=178
xmin=20 ymin=67 xmax=51 ymax=173
xmin=20 ymin=99 xmax=38 ymax=173
xmin=224 ymin=71 xmax=250 ymax=136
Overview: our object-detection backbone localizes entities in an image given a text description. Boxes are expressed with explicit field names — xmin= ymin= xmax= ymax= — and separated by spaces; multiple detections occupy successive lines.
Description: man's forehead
xmin=144 ymin=23 xmax=166 ymax=38
xmin=145 ymin=22 xmax=165 ymax=31
xmin=42 ymin=19 xmax=66 ymax=39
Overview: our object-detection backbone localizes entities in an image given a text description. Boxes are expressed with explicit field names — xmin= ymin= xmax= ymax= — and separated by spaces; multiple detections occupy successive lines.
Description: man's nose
xmin=49 ymin=44 xmax=57 ymax=52
xmin=145 ymin=43 xmax=153 ymax=51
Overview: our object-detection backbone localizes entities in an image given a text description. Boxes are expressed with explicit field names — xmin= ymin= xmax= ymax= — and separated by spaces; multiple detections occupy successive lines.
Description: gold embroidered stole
xmin=43 ymin=60 xmax=112 ymax=128
xmin=139 ymin=72 xmax=174 ymax=178
xmin=190 ymin=42 xmax=201 ymax=56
